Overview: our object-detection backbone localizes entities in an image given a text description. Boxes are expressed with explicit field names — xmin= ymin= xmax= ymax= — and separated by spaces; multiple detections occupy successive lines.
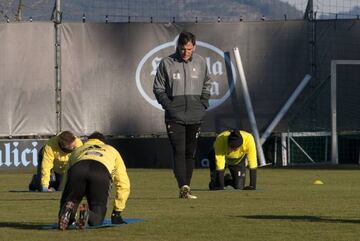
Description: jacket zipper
xmin=183 ymin=62 xmax=187 ymax=113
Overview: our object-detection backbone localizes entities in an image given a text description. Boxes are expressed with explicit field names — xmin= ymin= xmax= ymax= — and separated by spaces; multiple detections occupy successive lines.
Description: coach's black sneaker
xmin=77 ymin=204 xmax=89 ymax=229
xmin=179 ymin=185 xmax=197 ymax=199
xmin=58 ymin=201 xmax=76 ymax=230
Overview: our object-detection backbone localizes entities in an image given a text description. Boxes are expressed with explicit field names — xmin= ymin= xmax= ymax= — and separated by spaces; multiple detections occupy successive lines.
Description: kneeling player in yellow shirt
xmin=57 ymin=132 xmax=130 ymax=230
xmin=28 ymin=131 xmax=82 ymax=192
xmin=208 ymin=129 xmax=258 ymax=190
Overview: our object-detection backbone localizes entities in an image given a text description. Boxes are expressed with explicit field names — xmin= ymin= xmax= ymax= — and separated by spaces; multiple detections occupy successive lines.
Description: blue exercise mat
xmin=42 ymin=218 xmax=145 ymax=230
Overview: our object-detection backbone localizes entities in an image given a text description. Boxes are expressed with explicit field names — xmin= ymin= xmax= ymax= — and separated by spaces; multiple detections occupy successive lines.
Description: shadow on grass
xmin=0 ymin=198 xmax=58 ymax=201
xmin=8 ymin=190 xmax=36 ymax=193
xmin=191 ymin=188 xmax=240 ymax=192
xmin=128 ymin=197 xmax=178 ymax=200
xmin=190 ymin=188 xmax=213 ymax=192
xmin=0 ymin=222 xmax=51 ymax=230
xmin=191 ymin=188 xmax=263 ymax=192
xmin=7 ymin=190 xmax=60 ymax=193
xmin=275 ymin=164 xmax=360 ymax=170
xmin=238 ymin=215 xmax=360 ymax=224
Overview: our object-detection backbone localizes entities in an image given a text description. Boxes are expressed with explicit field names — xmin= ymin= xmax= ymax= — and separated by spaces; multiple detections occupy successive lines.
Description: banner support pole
xmin=233 ymin=47 xmax=268 ymax=167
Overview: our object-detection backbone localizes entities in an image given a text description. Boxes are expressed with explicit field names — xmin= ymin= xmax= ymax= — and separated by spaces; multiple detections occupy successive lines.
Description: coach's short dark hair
xmin=177 ymin=31 xmax=196 ymax=47
xmin=88 ymin=131 xmax=106 ymax=143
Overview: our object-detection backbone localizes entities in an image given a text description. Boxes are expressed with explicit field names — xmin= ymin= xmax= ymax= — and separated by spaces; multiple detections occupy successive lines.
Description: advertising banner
xmin=61 ymin=22 xmax=309 ymax=135
xmin=0 ymin=139 xmax=46 ymax=169
xmin=0 ymin=23 xmax=56 ymax=136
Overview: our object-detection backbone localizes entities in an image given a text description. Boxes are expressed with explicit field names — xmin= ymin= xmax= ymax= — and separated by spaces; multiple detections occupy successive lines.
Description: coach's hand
xmin=111 ymin=210 xmax=126 ymax=224
xmin=243 ymin=186 xmax=256 ymax=190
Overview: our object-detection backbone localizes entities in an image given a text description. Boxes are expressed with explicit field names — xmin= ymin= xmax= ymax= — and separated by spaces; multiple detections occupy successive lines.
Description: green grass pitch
xmin=0 ymin=168 xmax=359 ymax=241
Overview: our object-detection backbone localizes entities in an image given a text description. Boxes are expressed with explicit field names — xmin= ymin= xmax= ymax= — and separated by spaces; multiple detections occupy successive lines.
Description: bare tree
xmin=15 ymin=0 xmax=23 ymax=21
xmin=1 ymin=0 xmax=51 ymax=22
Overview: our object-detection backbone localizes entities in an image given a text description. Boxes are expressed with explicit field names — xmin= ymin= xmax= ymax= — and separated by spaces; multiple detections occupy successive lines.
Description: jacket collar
xmin=174 ymin=49 xmax=193 ymax=63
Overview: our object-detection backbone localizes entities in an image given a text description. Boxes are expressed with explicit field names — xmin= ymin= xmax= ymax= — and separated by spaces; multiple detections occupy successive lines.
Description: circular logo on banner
xmin=135 ymin=36 xmax=237 ymax=111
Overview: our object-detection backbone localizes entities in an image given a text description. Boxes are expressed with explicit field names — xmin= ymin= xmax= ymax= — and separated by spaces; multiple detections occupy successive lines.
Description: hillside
xmin=62 ymin=0 xmax=304 ymax=21
xmin=1 ymin=0 xmax=303 ymax=22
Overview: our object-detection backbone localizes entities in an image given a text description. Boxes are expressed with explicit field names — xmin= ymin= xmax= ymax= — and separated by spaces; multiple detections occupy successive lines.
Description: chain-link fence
xmin=281 ymin=21 xmax=360 ymax=165
xmin=1 ymin=0 xmax=360 ymax=23
xmin=1 ymin=0 xmax=359 ymax=166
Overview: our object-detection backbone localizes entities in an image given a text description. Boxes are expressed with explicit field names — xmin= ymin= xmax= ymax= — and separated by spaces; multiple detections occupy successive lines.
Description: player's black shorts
xmin=60 ymin=160 xmax=111 ymax=225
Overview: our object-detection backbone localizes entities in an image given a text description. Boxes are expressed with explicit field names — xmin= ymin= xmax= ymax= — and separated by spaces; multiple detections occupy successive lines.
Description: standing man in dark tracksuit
xmin=58 ymin=132 xmax=130 ymax=230
xmin=153 ymin=31 xmax=212 ymax=199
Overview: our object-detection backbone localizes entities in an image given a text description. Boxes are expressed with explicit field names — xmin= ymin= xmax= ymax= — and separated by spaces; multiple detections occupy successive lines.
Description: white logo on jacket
xmin=172 ymin=72 xmax=181 ymax=80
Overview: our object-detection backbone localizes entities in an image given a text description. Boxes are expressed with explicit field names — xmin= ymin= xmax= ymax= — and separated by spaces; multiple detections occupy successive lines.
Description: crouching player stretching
xmin=58 ymin=132 xmax=130 ymax=230
xmin=208 ymin=129 xmax=258 ymax=190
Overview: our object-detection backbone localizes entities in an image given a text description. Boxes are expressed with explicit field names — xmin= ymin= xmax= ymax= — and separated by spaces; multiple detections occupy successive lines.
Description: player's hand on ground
xmin=243 ymin=186 xmax=256 ymax=190
xmin=41 ymin=186 xmax=49 ymax=192
xmin=208 ymin=182 xmax=224 ymax=191
xmin=111 ymin=210 xmax=126 ymax=224
xmin=209 ymin=186 xmax=224 ymax=191
xmin=48 ymin=187 xmax=56 ymax=192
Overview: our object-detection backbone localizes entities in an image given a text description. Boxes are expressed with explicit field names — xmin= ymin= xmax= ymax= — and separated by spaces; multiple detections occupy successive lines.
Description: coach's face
xmin=179 ymin=41 xmax=195 ymax=62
